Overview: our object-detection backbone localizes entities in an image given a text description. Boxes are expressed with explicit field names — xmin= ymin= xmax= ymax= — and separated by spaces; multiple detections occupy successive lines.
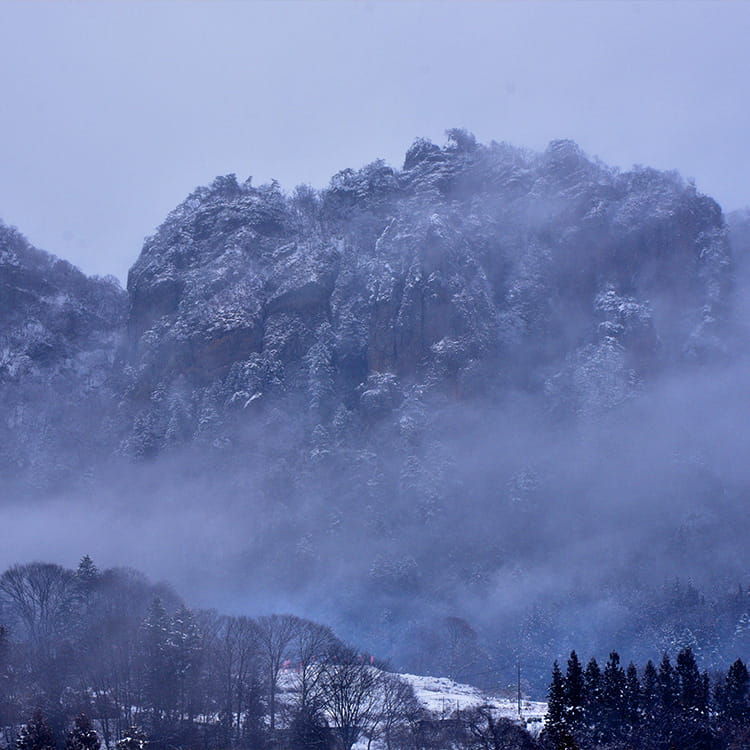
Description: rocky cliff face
xmin=1 ymin=134 xmax=746 ymax=677
xmin=0 ymin=134 xmax=735 ymax=476
xmin=729 ymin=208 xmax=750 ymax=262
xmin=121 ymin=133 xmax=730 ymax=453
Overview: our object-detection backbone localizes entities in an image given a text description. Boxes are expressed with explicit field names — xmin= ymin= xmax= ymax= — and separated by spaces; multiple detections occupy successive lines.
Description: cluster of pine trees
xmin=14 ymin=710 xmax=143 ymax=750
xmin=542 ymin=648 xmax=750 ymax=749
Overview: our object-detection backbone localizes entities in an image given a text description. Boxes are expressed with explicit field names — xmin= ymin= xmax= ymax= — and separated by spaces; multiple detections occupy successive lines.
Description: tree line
xmin=0 ymin=557 xmax=433 ymax=750
xmin=0 ymin=557 xmax=549 ymax=750
xmin=541 ymin=648 xmax=750 ymax=750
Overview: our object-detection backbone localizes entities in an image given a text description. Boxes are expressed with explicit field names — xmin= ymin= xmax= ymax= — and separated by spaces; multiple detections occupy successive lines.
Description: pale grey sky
xmin=0 ymin=0 xmax=748 ymax=282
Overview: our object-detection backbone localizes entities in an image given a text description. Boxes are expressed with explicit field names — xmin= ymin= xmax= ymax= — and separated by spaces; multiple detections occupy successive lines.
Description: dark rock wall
xmin=0 ymin=133 xmax=735 ymax=477
xmin=120 ymin=135 xmax=730 ymax=452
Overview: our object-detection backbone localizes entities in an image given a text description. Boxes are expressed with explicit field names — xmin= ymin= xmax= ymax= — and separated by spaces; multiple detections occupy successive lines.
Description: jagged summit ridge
xmin=122 ymin=132 xmax=729 ymax=451
xmin=0 ymin=132 xmax=734 ymax=477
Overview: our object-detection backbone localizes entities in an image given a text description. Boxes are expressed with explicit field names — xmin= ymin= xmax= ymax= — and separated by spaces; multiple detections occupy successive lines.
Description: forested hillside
xmin=1 ymin=133 xmax=749 ymax=688
xmin=0 ymin=557 xmax=538 ymax=750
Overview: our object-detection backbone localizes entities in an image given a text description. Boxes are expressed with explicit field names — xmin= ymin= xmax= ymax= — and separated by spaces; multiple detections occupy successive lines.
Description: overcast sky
xmin=0 ymin=0 xmax=748 ymax=282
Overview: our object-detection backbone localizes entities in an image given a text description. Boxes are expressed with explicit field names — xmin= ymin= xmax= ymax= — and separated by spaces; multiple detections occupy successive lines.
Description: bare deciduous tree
xmin=0 ymin=563 xmax=75 ymax=647
xmin=376 ymin=674 xmax=423 ymax=750
xmin=320 ymin=646 xmax=382 ymax=750
xmin=255 ymin=614 xmax=299 ymax=733
xmin=291 ymin=619 xmax=339 ymax=713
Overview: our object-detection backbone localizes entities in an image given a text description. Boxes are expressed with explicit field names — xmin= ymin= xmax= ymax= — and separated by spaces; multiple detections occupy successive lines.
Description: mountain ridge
xmin=2 ymin=133 xmax=749 ymax=681
xmin=117 ymin=132 xmax=731 ymax=458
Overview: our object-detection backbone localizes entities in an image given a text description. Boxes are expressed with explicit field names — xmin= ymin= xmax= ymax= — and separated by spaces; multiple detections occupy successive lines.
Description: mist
xmin=4 ymin=336 xmax=750 ymax=684
xmin=1 ymin=1 xmax=749 ymax=281
xmin=2 ymin=119 xmax=750 ymax=706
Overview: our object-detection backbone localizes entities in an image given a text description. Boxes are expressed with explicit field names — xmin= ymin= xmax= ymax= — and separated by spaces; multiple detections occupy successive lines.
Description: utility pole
xmin=517 ymin=660 xmax=522 ymax=716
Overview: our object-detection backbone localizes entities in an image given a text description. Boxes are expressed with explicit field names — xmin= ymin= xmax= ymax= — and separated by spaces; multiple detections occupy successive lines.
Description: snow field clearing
xmin=399 ymin=673 xmax=547 ymax=727
xmin=276 ymin=666 xmax=547 ymax=732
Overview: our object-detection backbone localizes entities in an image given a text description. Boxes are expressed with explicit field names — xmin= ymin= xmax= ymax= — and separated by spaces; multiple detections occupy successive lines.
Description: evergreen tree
xmin=675 ymin=647 xmax=704 ymax=714
xmin=624 ymin=662 xmax=640 ymax=727
xmin=721 ymin=658 xmax=749 ymax=724
xmin=65 ymin=714 xmax=101 ymax=750
xmin=640 ymin=660 xmax=659 ymax=723
xmin=115 ymin=727 xmax=147 ymax=750
xmin=542 ymin=661 xmax=573 ymax=749
xmin=700 ymin=671 xmax=710 ymax=718
xmin=71 ymin=556 xmax=100 ymax=652
xmin=657 ymin=653 xmax=677 ymax=717
xmin=601 ymin=651 xmax=626 ymax=741
xmin=565 ymin=650 xmax=585 ymax=728
xmin=583 ymin=657 xmax=602 ymax=738
xmin=673 ymin=648 xmax=711 ymax=749
xmin=638 ymin=660 xmax=660 ymax=748
xmin=75 ymin=556 xmax=100 ymax=595
xmin=142 ymin=598 xmax=175 ymax=734
xmin=168 ymin=605 xmax=203 ymax=730
xmin=17 ymin=708 xmax=55 ymax=750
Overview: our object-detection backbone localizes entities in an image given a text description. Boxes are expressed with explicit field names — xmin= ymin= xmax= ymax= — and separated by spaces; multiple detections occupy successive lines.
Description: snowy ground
xmin=278 ymin=667 xmax=547 ymax=734
xmin=399 ymin=672 xmax=547 ymax=731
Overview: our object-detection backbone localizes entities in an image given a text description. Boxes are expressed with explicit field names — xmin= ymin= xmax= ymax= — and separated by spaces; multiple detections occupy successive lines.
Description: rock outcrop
xmin=121 ymin=133 xmax=730 ymax=452
xmin=0 ymin=132 xmax=736 ymax=475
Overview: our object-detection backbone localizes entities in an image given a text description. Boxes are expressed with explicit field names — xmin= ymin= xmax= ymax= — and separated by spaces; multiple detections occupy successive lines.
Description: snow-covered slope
xmin=400 ymin=672 xmax=546 ymax=729
xmin=0 ymin=220 xmax=126 ymax=484
xmin=276 ymin=666 xmax=547 ymax=736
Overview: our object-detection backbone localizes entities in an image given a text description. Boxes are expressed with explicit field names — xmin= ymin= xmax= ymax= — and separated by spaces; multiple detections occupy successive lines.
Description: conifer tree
xmin=601 ymin=652 xmax=626 ymax=743
xmin=672 ymin=648 xmax=711 ymax=749
xmin=564 ymin=651 xmax=585 ymax=748
xmin=65 ymin=714 xmax=101 ymax=750
xmin=721 ymin=658 xmax=749 ymax=724
xmin=640 ymin=660 xmax=659 ymax=723
xmin=657 ymin=653 xmax=677 ymax=717
xmin=17 ymin=708 xmax=55 ymax=750
xmin=72 ymin=556 xmax=100 ymax=640
xmin=636 ymin=660 xmax=660 ymax=749
xmin=142 ymin=598 xmax=175 ymax=733
xmin=75 ymin=556 xmax=100 ymax=595
xmin=565 ymin=650 xmax=585 ymax=728
xmin=675 ymin=647 xmax=704 ymax=714
xmin=700 ymin=671 xmax=710 ymax=717
xmin=624 ymin=662 xmax=640 ymax=727
xmin=542 ymin=661 xmax=570 ymax=749
xmin=169 ymin=605 xmax=203 ymax=726
xmin=583 ymin=657 xmax=602 ymax=737
xmin=115 ymin=727 xmax=147 ymax=750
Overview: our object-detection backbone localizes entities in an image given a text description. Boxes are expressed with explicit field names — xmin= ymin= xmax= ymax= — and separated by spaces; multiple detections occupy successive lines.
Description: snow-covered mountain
xmin=1 ymin=132 xmax=748 ymax=685
xmin=1 ymin=132 xmax=732 ymax=476
xmin=121 ymin=133 xmax=729 ymax=454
